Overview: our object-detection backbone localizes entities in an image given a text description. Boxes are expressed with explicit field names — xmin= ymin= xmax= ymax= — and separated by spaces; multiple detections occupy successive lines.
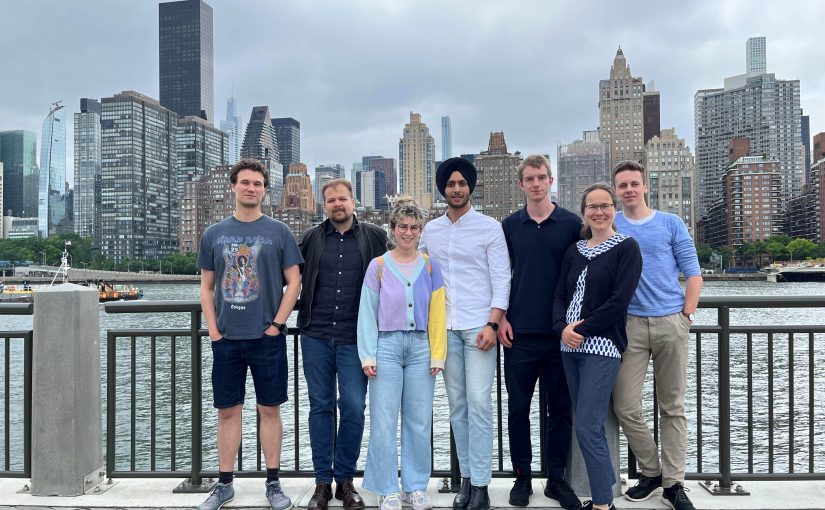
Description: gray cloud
xmin=1 ymin=0 xmax=823 ymax=183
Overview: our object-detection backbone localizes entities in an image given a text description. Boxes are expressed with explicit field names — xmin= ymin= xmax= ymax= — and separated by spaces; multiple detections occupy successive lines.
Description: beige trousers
xmin=613 ymin=312 xmax=690 ymax=488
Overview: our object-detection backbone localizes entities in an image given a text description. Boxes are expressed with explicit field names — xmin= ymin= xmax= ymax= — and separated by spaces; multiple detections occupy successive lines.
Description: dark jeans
xmin=562 ymin=351 xmax=621 ymax=505
xmin=503 ymin=333 xmax=572 ymax=479
xmin=301 ymin=334 xmax=368 ymax=483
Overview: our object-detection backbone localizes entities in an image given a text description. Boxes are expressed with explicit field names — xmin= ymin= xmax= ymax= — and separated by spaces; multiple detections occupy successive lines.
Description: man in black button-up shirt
xmin=298 ymin=179 xmax=387 ymax=510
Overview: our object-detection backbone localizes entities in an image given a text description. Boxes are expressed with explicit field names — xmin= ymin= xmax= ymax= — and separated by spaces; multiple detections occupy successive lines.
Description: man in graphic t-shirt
xmin=197 ymin=158 xmax=303 ymax=510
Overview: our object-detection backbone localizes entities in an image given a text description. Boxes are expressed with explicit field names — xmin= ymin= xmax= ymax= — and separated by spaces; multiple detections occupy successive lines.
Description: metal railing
xmin=3 ymin=297 xmax=823 ymax=491
xmin=0 ymin=302 xmax=33 ymax=478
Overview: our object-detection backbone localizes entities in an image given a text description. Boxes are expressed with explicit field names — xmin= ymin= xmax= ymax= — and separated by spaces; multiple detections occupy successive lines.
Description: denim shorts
xmin=210 ymin=333 xmax=288 ymax=408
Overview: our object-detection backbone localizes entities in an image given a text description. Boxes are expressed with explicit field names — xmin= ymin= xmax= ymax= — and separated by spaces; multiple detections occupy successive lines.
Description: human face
xmin=392 ymin=215 xmax=421 ymax=251
xmin=231 ymin=169 xmax=267 ymax=209
xmin=445 ymin=170 xmax=471 ymax=210
xmin=614 ymin=170 xmax=648 ymax=209
xmin=583 ymin=189 xmax=616 ymax=236
xmin=323 ymin=184 xmax=355 ymax=224
xmin=518 ymin=164 xmax=552 ymax=202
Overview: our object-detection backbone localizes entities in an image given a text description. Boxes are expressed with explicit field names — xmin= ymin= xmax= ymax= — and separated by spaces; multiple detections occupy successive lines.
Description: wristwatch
xmin=681 ymin=311 xmax=695 ymax=322
xmin=271 ymin=320 xmax=286 ymax=333
xmin=486 ymin=321 xmax=499 ymax=331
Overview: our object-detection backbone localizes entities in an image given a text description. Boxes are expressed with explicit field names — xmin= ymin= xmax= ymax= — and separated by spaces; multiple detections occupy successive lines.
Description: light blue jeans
xmin=444 ymin=327 xmax=496 ymax=486
xmin=363 ymin=331 xmax=436 ymax=496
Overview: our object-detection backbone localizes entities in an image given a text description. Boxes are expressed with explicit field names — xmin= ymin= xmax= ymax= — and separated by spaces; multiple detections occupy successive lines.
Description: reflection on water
xmin=1 ymin=281 xmax=824 ymax=475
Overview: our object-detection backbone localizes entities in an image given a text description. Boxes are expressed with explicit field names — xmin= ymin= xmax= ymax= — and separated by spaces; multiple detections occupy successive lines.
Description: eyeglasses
xmin=395 ymin=224 xmax=422 ymax=233
xmin=584 ymin=203 xmax=615 ymax=212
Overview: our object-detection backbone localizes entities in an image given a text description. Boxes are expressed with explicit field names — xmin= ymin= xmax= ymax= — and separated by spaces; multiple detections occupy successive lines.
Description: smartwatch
xmin=486 ymin=321 xmax=499 ymax=332
xmin=682 ymin=311 xmax=695 ymax=322
xmin=271 ymin=320 xmax=286 ymax=333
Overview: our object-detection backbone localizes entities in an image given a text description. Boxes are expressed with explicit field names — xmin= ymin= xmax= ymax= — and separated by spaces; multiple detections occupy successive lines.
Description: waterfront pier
xmin=1 ymin=294 xmax=824 ymax=508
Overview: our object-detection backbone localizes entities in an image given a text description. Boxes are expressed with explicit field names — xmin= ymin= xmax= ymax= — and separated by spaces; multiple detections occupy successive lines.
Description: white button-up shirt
xmin=420 ymin=207 xmax=510 ymax=330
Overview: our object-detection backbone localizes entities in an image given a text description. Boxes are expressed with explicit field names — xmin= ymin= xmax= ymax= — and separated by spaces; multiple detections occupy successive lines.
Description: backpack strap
xmin=422 ymin=253 xmax=432 ymax=275
xmin=377 ymin=256 xmax=384 ymax=289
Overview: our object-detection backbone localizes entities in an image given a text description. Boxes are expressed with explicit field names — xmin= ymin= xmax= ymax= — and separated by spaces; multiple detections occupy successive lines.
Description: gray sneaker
xmin=198 ymin=481 xmax=234 ymax=510
xmin=266 ymin=479 xmax=293 ymax=510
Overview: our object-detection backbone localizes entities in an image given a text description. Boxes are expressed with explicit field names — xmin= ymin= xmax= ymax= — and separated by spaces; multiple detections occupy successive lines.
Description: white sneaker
xmin=402 ymin=490 xmax=433 ymax=510
xmin=379 ymin=491 xmax=403 ymax=510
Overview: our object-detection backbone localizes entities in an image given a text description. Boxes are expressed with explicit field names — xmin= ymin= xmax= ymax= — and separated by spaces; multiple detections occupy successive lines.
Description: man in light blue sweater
xmin=610 ymin=161 xmax=702 ymax=510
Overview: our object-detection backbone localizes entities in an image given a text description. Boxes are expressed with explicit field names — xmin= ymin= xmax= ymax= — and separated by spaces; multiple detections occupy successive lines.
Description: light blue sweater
xmin=614 ymin=210 xmax=701 ymax=317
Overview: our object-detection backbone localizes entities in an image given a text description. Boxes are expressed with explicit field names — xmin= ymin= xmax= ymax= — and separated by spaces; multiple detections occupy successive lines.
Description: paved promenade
xmin=0 ymin=477 xmax=823 ymax=509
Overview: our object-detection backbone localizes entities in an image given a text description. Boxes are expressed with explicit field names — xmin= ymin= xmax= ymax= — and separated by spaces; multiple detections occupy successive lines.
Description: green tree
xmin=786 ymin=238 xmax=817 ymax=261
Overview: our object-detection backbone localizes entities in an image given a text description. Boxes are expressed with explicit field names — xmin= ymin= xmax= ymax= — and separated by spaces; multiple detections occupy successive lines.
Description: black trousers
xmin=503 ymin=332 xmax=572 ymax=479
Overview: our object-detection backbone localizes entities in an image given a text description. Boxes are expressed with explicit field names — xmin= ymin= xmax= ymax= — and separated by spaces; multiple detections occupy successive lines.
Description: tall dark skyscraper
xmin=74 ymin=98 xmax=102 ymax=239
xmin=0 ymin=130 xmax=39 ymax=217
xmin=802 ymin=114 xmax=811 ymax=184
xmin=271 ymin=118 xmax=301 ymax=184
xmin=159 ymin=0 xmax=214 ymax=122
xmin=242 ymin=106 xmax=283 ymax=206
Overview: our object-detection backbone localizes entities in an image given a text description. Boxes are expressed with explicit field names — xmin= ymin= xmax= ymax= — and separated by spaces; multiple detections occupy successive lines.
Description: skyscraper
xmin=746 ymin=36 xmax=766 ymax=74
xmin=39 ymin=102 xmax=67 ymax=237
xmin=441 ymin=116 xmax=452 ymax=161
xmin=314 ymin=164 xmax=341 ymax=214
xmin=369 ymin=157 xmax=397 ymax=200
xmin=694 ymin=38 xmax=802 ymax=220
xmin=599 ymin=48 xmax=659 ymax=169
xmin=159 ymin=0 xmax=214 ymax=122
xmin=0 ymin=130 xmax=39 ymax=217
xmin=73 ymin=98 xmax=102 ymax=239
xmin=178 ymin=164 xmax=235 ymax=254
xmin=473 ymin=132 xmax=523 ymax=221
xmin=272 ymin=118 xmax=301 ymax=183
xmin=557 ymin=130 xmax=610 ymax=213
xmin=220 ymin=96 xmax=243 ymax=164
xmin=176 ymin=115 xmax=228 ymax=185
xmin=644 ymin=128 xmax=696 ymax=236
xmin=802 ymin=114 xmax=811 ymax=183
xmin=280 ymin=163 xmax=315 ymax=213
xmin=99 ymin=91 xmax=179 ymax=260
xmin=398 ymin=113 xmax=436 ymax=209
xmin=241 ymin=106 xmax=283 ymax=206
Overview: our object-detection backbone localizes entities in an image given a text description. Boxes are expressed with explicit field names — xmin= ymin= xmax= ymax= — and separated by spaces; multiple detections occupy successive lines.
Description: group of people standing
xmin=195 ymin=152 xmax=702 ymax=510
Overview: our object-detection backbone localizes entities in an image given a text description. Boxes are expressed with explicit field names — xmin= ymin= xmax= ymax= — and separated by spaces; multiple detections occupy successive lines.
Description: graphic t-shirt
xmin=197 ymin=215 xmax=303 ymax=340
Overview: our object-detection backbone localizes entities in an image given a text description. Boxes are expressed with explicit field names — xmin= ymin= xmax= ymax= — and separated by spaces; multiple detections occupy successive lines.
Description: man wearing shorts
xmin=198 ymin=158 xmax=303 ymax=510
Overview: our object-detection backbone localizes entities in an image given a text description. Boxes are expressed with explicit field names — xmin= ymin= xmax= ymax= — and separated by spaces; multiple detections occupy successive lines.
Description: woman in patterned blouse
xmin=552 ymin=183 xmax=643 ymax=510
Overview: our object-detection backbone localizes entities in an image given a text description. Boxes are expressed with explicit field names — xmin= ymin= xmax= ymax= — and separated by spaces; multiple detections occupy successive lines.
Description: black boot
xmin=468 ymin=485 xmax=490 ymax=510
xmin=452 ymin=477 xmax=471 ymax=510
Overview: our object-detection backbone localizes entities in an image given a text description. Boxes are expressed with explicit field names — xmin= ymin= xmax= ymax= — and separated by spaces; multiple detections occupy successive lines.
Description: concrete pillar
xmin=567 ymin=402 xmax=623 ymax=499
xmin=32 ymin=283 xmax=102 ymax=496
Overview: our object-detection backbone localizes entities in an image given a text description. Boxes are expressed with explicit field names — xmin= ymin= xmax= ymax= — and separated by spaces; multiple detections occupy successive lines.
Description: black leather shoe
xmin=468 ymin=485 xmax=490 ymax=510
xmin=453 ymin=477 xmax=471 ymax=509
xmin=307 ymin=482 xmax=332 ymax=510
xmin=335 ymin=479 xmax=365 ymax=510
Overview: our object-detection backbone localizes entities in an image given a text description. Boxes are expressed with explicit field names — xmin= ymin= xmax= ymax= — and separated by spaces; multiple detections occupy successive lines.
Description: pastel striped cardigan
xmin=357 ymin=252 xmax=448 ymax=369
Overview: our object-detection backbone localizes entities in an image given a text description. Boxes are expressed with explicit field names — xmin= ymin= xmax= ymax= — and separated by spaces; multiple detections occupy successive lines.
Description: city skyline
xmin=1 ymin=1 xmax=824 ymax=185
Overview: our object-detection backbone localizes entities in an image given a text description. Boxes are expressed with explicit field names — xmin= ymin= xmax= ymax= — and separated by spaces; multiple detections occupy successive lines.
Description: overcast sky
xmin=1 ymin=0 xmax=823 ymax=185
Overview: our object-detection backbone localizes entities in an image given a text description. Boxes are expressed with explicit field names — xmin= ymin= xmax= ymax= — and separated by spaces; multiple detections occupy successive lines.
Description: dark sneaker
xmin=266 ymin=479 xmax=293 ymax=510
xmin=624 ymin=473 xmax=662 ymax=501
xmin=662 ymin=483 xmax=696 ymax=510
xmin=509 ymin=476 xmax=533 ymax=506
xmin=198 ymin=481 xmax=234 ymax=510
xmin=544 ymin=478 xmax=582 ymax=510
xmin=581 ymin=501 xmax=617 ymax=510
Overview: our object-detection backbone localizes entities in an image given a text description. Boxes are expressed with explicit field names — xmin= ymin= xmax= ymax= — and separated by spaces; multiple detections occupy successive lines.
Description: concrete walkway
xmin=0 ymin=477 xmax=823 ymax=509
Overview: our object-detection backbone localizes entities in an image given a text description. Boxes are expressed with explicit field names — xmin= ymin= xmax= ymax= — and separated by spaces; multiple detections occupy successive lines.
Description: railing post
xmin=173 ymin=308 xmax=210 ymax=493
xmin=700 ymin=305 xmax=748 ymax=496
xmin=449 ymin=428 xmax=460 ymax=492
xmin=718 ymin=306 xmax=731 ymax=490
xmin=31 ymin=283 xmax=103 ymax=495
xmin=191 ymin=309 xmax=203 ymax=487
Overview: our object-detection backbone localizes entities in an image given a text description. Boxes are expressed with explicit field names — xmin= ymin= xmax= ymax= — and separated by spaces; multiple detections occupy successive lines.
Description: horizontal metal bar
xmin=109 ymin=329 xmax=193 ymax=337
xmin=0 ymin=303 xmax=33 ymax=315
xmin=105 ymin=300 xmax=203 ymax=313
xmin=0 ymin=331 xmax=33 ymax=337
xmin=698 ymin=295 xmax=825 ymax=308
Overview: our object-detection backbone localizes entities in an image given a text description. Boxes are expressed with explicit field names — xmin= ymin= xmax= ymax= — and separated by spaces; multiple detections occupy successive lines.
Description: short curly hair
xmin=229 ymin=158 xmax=269 ymax=188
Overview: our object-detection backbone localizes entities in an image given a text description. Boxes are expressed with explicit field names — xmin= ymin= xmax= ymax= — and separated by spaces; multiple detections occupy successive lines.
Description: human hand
xmin=475 ymin=325 xmax=497 ymax=351
xmin=498 ymin=316 xmax=514 ymax=348
xmin=431 ymin=367 xmax=442 ymax=376
xmin=363 ymin=365 xmax=377 ymax=378
xmin=561 ymin=320 xmax=585 ymax=349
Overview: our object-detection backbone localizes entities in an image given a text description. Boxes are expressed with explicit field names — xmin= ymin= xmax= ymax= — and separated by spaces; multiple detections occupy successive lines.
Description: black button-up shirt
xmin=302 ymin=221 xmax=364 ymax=343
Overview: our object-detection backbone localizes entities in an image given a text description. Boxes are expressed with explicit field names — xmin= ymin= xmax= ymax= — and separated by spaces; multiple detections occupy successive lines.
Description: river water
xmin=1 ymin=280 xmax=824 ymax=476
